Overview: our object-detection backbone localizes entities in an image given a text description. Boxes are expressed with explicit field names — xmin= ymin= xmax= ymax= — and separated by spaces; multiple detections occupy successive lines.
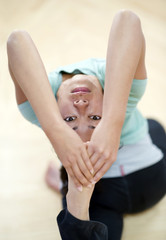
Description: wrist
xmin=44 ymin=117 xmax=66 ymax=144
xmin=102 ymin=97 xmax=126 ymax=128
xmin=101 ymin=113 xmax=124 ymax=132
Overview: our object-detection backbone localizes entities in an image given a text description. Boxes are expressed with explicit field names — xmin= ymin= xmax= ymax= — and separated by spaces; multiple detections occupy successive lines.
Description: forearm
xmin=87 ymin=11 xmax=146 ymax=181
xmin=103 ymin=10 xmax=144 ymax=128
xmin=7 ymin=30 xmax=63 ymax=135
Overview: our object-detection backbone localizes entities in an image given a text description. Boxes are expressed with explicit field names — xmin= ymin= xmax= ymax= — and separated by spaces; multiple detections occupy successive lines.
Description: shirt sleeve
xmin=18 ymin=101 xmax=41 ymax=127
xmin=17 ymin=71 xmax=60 ymax=128
xmin=126 ymin=79 xmax=147 ymax=114
xmin=57 ymin=209 xmax=108 ymax=240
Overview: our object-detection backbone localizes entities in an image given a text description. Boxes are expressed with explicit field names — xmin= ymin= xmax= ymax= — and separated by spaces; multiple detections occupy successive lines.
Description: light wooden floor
xmin=0 ymin=0 xmax=166 ymax=239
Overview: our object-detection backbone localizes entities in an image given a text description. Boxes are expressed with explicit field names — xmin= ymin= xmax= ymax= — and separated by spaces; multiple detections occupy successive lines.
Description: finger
xmin=72 ymin=162 xmax=93 ymax=187
xmin=94 ymin=162 xmax=110 ymax=182
xmin=90 ymin=152 xmax=100 ymax=165
xmin=87 ymin=143 xmax=95 ymax=158
xmin=93 ymin=155 xmax=107 ymax=173
xmin=81 ymin=148 xmax=94 ymax=175
xmin=94 ymin=158 xmax=106 ymax=174
xmin=77 ymin=155 xmax=95 ymax=183
xmin=66 ymin=167 xmax=83 ymax=191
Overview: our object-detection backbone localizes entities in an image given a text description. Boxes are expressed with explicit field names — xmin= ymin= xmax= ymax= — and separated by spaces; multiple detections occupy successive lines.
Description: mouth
xmin=71 ymin=87 xmax=91 ymax=93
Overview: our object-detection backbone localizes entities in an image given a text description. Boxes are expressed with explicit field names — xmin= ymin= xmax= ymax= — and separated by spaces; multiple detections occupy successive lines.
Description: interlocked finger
xmin=72 ymin=161 xmax=92 ymax=187
xmin=94 ymin=162 xmax=110 ymax=182
xmin=81 ymin=148 xmax=94 ymax=175
xmin=66 ymin=167 xmax=82 ymax=190
xmin=90 ymin=152 xmax=100 ymax=166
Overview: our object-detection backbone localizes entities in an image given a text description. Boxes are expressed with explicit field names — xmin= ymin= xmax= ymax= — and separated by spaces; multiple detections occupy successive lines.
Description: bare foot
xmin=45 ymin=162 xmax=62 ymax=193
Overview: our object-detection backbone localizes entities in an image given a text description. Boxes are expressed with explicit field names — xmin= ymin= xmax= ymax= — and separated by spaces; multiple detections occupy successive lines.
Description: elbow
xmin=114 ymin=9 xmax=141 ymax=27
xmin=7 ymin=30 xmax=30 ymax=54
xmin=112 ymin=9 xmax=143 ymax=37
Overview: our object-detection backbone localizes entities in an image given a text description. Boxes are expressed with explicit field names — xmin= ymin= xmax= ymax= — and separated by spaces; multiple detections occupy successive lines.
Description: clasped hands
xmin=56 ymin=120 xmax=121 ymax=192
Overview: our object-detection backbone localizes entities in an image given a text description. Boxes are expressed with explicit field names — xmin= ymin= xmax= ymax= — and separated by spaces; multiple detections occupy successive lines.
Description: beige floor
xmin=0 ymin=0 xmax=166 ymax=239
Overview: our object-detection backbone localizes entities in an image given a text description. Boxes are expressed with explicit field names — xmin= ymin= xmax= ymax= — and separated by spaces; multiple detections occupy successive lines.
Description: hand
xmin=53 ymin=123 xmax=94 ymax=190
xmin=87 ymin=120 xmax=121 ymax=182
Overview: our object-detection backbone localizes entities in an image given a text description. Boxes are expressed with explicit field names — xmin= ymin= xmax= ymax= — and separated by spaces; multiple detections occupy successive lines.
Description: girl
xmin=7 ymin=10 xmax=166 ymax=239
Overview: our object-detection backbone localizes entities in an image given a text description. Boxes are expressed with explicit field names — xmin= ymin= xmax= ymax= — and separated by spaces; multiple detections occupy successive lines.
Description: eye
xmin=89 ymin=115 xmax=101 ymax=120
xmin=64 ymin=116 xmax=77 ymax=122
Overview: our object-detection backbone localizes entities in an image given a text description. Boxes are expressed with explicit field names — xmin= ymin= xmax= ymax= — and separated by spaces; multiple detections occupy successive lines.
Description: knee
xmin=148 ymin=119 xmax=166 ymax=133
xmin=7 ymin=30 xmax=30 ymax=52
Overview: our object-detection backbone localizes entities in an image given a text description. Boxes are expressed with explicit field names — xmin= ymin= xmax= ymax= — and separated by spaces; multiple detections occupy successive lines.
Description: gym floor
xmin=0 ymin=0 xmax=166 ymax=239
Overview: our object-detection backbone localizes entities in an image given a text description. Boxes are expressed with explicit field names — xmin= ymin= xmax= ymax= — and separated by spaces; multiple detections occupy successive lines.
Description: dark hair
xmin=60 ymin=166 xmax=68 ymax=196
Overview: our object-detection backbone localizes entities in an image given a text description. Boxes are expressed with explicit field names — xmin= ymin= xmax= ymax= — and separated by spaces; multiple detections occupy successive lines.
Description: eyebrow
xmin=72 ymin=125 xmax=96 ymax=131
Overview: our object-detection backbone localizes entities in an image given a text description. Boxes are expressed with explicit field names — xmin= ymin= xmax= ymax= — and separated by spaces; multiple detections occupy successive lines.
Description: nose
xmin=73 ymin=99 xmax=89 ymax=110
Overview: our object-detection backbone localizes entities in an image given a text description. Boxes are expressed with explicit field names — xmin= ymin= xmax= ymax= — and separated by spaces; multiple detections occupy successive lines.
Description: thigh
xmin=148 ymin=119 xmax=166 ymax=153
xmin=89 ymin=178 xmax=129 ymax=240
xmin=90 ymin=178 xmax=129 ymax=213
xmin=89 ymin=204 xmax=123 ymax=240
xmin=61 ymin=176 xmax=125 ymax=240
xmin=126 ymin=159 xmax=166 ymax=213
xmin=61 ymin=177 xmax=130 ymax=211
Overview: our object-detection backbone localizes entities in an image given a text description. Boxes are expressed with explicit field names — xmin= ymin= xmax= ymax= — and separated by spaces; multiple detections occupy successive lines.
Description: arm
xmin=7 ymin=30 xmax=94 ymax=189
xmin=88 ymin=10 xmax=147 ymax=182
xmin=57 ymin=174 xmax=108 ymax=240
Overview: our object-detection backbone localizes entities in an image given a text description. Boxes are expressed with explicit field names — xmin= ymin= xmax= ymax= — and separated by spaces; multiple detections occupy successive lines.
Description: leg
xmin=45 ymin=164 xmax=70 ymax=195
xmin=57 ymin=174 xmax=109 ymax=240
xmin=126 ymin=160 xmax=166 ymax=213
xmin=90 ymin=205 xmax=123 ymax=240
xmin=89 ymin=177 xmax=129 ymax=240
xmin=148 ymin=119 xmax=166 ymax=153
xmin=66 ymin=174 xmax=94 ymax=221
xmin=45 ymin=162 xmax=62 ymax=193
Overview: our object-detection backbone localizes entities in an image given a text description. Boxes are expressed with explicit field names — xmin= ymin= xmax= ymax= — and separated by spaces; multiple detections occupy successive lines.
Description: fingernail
xmin=87 ymin=184 xmax=92 ymax=188
xmin=77 ymin=186 xmax=83 ymax=192
xmin=91 ymin=180 xmax=96 ymax=185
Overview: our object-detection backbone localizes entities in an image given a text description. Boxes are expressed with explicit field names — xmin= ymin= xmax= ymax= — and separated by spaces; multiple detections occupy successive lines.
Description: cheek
xmin=94 ymin=95 xmax=103 ymax=111
xmin=57 ymin=98 xmax=73 ymax=117
xmin=57 ymin=98 xmax=67 ymax=116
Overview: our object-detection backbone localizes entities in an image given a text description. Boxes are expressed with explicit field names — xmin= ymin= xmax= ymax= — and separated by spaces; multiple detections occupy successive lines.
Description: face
xmin=57 ymin=74 xmax=103 ymax=142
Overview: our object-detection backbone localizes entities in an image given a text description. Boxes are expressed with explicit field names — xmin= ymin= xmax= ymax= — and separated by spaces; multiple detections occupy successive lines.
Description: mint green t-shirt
xmin=18 ymin=58 xmax=148 ymax=146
